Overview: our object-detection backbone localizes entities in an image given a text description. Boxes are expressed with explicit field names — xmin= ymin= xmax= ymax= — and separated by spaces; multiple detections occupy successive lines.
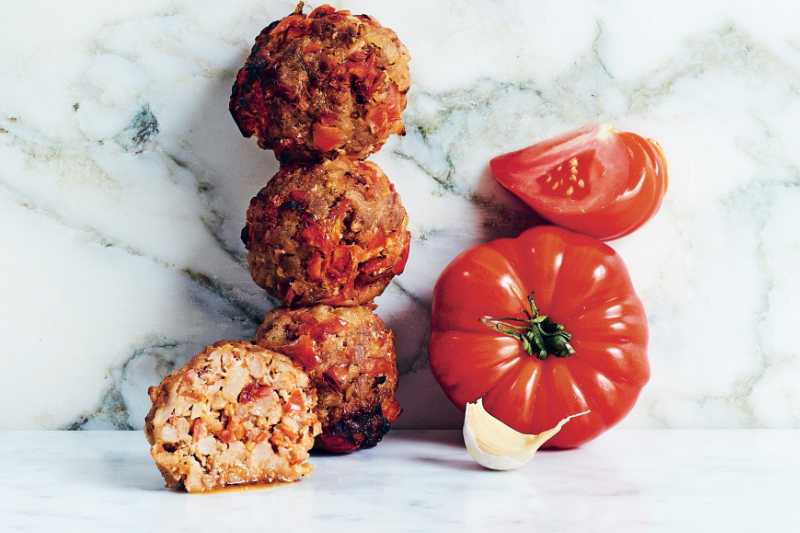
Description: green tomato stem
xmin=480 ymin=292 xmax=575 ymax=360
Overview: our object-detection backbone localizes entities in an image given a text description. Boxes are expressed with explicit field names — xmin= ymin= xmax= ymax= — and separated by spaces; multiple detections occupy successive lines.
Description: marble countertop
xmin=2 ymin=429 xmax=799 ymax=532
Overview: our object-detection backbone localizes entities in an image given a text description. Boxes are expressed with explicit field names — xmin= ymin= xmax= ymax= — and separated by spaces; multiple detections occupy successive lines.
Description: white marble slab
xmin=2 ymin=430 xmax=800 ymax=532
xmin=1 ymin=0 xmax=800 ymax=431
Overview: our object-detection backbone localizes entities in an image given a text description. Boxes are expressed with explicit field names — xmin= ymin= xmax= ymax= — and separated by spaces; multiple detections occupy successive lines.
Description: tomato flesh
xmin=492 ymin=124 xmax=629 ymax=213
xmin=490 ymin=124 xmax=667 ymax=240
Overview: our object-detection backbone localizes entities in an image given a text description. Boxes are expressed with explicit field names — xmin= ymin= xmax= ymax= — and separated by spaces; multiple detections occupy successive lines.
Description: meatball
xmin=230 ymin=3 xmax=411 ymax=161
xmin=144 ymin=341 xmax=321 ymax=492
xmin=253 ymin=305 xmax=402 ymax=453
xmin=242 ymin=155 xmax=410 ymax=308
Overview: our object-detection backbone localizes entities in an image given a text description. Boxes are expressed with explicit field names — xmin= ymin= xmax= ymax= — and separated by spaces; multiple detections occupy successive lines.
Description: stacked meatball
xmin=230 ymin=3 xmax=410 ymax=161
xmin=231 ymin=3 xmax=410 ymax=453
xmin=144 ymin=3 xmax=410 ymax=492
xmin=242 ymin=156 xmax=409 ymax=307
xmin=254 ymin=305 xmax=402 ymax=453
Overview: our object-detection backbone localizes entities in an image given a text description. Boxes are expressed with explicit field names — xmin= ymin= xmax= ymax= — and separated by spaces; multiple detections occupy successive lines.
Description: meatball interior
xmin=230 ymin=3 xmax=411 ymax=161
xmin=145 ymin=341 xmax=321 ymax=492
xmin=254 ymin=305 xmax=402 ymax=453
xmin=243 ymin=155 xmax=410 ymax=308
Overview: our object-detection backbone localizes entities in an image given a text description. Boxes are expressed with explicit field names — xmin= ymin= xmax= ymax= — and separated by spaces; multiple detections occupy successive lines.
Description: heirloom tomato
xmin=490 ymin=124 xmax=668 ymax=241
xmin=428 ymin=226 xmax=649 ymax=448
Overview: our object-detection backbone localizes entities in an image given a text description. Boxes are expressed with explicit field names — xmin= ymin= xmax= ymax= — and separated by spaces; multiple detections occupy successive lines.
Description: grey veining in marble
xmin=1 ymin=0 xmax=800 ymax=430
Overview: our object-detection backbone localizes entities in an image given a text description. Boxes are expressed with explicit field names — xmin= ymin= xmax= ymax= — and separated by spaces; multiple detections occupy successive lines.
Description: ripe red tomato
xmin=490 ymin=124 xmax=668 ymax=241
xmin=428 ymin=226 xmax=650 ymax=448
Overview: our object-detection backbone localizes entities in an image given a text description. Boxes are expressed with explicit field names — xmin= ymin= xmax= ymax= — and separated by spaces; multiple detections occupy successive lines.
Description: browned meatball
xmin=230 ymin=3 xmax=411 ymax=161
xmin=253 ymin=305 xmax=402 ymax=453
xmin=242 ymin=155 xmax=410 ymax=308
xmin=144 ymin=341 xmax=321 ymax=492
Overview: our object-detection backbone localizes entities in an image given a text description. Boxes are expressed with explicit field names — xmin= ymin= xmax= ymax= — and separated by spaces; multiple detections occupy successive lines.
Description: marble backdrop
xmin=1 ymin=0 xmax=799 ymax=431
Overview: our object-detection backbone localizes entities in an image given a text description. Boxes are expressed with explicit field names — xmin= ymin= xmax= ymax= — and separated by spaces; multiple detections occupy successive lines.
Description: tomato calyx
xmin=480 ymin=292 xmax=575 ymax=360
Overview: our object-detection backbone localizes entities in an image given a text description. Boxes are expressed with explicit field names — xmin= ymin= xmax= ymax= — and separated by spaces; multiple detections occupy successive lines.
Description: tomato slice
xmin=490 ymin=124 xmax=667 ymax=240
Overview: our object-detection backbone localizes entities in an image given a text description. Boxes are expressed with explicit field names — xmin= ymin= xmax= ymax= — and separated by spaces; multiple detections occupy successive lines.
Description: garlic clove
xmin=463 ymin=398 xmax=590 ymax=471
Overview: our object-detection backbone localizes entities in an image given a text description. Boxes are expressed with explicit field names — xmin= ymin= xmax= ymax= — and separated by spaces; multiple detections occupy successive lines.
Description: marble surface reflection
xmin=2 ymin=430 xmax=800 ymax=532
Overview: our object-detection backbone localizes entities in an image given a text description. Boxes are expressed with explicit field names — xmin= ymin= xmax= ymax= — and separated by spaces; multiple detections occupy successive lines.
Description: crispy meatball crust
xmin=242 ymin=155 xmax=410 ymax=308
xmin=230 ymin=3 xmax=411 ymax=161
xmin=253 ymin=305 xmax=402 ymax=453
xmin=144 ymin=341 xmax=321 ymax=492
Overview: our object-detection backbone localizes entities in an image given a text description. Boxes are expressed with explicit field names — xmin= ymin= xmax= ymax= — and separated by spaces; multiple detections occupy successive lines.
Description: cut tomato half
xmin=490 ymin=124 xmax=667 ymax=240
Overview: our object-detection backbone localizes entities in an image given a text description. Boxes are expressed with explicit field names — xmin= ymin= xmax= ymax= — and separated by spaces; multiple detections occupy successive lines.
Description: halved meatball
xmin=242 ymin=155 xmax=410 ymax=308
xmin=144 ymin=341 xmax=321 ymax=492
xmin=253 ymin=305 xmax=402 ymax=453
xmin=230 ymin=3 xmax=411 ymax=161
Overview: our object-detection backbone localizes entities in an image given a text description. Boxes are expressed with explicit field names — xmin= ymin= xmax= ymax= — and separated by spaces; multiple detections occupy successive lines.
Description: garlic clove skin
xmin=463 ymin=398 xmax=590 ymax=471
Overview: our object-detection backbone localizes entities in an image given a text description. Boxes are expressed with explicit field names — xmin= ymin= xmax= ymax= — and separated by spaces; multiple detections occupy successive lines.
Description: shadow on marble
xmin=414 ymin=455 xmax=486 ymax=472
xmin=167 ymin=62 xmax=281 ymax=331
xmin=384 ymin=428 xmax=465 ymax=447
xmin=96 ymin=444 xmax=166 ymax=492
